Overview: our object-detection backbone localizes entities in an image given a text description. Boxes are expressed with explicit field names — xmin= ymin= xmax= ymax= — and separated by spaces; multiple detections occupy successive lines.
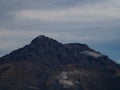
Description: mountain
xmin=0 ymin=35 xmax=120 ymax=90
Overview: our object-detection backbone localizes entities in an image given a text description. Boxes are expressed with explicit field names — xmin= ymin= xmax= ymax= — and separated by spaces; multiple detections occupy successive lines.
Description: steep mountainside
xmin=0 ymin=35 xmax=120 ymax=90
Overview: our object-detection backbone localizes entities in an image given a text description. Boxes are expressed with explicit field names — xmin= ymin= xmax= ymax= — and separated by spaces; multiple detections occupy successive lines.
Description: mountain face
xmin=0 ymin=35 xmax=120 ymax=90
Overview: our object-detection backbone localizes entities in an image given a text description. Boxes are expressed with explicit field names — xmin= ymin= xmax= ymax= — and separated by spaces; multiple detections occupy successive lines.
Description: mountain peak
xmin=36 ymin=35 xmax=48 ymax=39
xmin=32 ymin=35 xmax=49 ymax=42
xmin=30 ymin=35 xmax=57 ymax=46
xmin=29 ymin=35 xmax=64 ymax=50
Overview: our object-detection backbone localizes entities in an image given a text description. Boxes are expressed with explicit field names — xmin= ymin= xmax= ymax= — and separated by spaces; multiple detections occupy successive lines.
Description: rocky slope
xmin=0 ymin=35 xmax=120 ymax=90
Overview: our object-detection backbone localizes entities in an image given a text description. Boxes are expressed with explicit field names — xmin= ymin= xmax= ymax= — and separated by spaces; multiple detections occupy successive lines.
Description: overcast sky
xmin=0 ymin=0 xmax=120 ymax=63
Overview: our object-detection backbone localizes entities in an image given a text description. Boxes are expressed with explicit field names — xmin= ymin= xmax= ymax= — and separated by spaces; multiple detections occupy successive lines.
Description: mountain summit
xmin=30 ymin=35 xmax=59 ymax=46
xmin=0 ymin=35 xmax=120 ymax=90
